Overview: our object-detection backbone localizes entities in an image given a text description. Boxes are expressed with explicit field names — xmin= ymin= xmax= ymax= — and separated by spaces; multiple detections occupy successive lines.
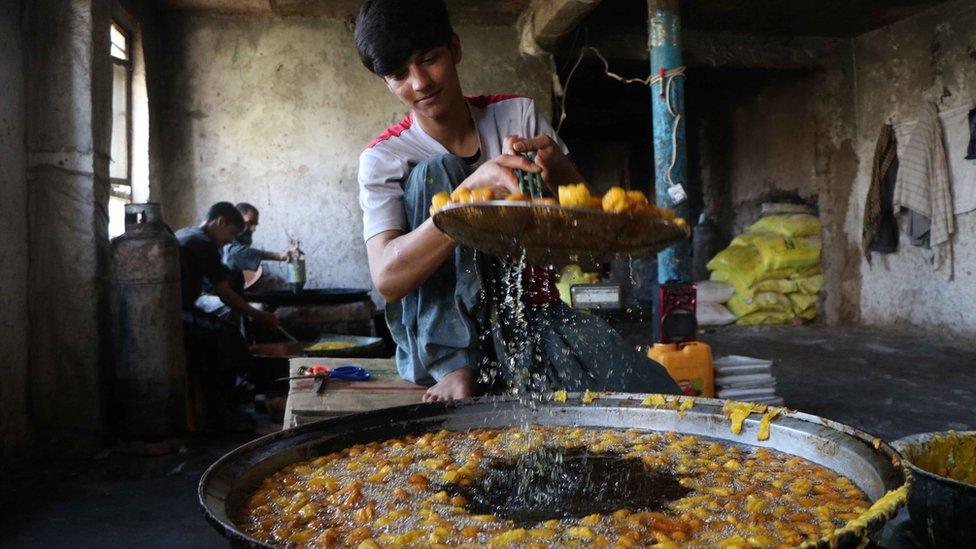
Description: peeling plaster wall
xmin=850 ymin=0 xmax=976 ymax=339
xmin=158 ymin=16 xmax=552 ymax=293
xmin=0 ymin=0 xmax=32 ymax=461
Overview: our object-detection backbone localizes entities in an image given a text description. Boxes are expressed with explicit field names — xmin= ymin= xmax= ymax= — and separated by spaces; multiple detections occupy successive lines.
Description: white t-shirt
xmin=358 ymin=94 xmax=567 ymax=241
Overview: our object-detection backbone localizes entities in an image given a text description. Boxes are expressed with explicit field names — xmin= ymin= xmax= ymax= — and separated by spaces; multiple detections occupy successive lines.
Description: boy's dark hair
xmin=205 ymin=201 xmax=245 ymax=229
xmin=235 ymin=202 xmax=259 ymax=217
xmin=355 ymin=0 xmax=454 ymax=76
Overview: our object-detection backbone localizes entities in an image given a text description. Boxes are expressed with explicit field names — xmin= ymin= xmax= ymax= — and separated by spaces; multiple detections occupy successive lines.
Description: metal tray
xmin=200 ymin=394 xmax=908 ymax=548
xmin=303 ymin=334 xmax=384 ymax=358
xmin=432 ymin=202 xmax=688 ymax=267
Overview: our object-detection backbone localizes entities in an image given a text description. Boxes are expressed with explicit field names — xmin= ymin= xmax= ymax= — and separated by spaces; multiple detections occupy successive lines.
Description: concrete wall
xmin=25 ymin=0 xmax=113 ymax=451
xmin=157 ymin=16 xmax=553 ymax=292
xmin=849 ymin=0 xmax=976 ymax=338
xmin=0 ymin=0 xmax=32 ymax=461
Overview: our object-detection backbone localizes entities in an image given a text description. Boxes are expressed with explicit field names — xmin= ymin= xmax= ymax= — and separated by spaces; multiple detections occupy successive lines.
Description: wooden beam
xmin=560 ymin=26 xmax=848 ymax=69
xmin=519 ymin=0 xmax=602 ymax=55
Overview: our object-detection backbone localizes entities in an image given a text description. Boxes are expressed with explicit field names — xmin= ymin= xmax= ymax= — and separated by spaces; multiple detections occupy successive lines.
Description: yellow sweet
xmin=471 ymin=188 xmax=495 ymax=202
xmin=430 ymin=191 xmax=451 ymax=215
xmin=757 ymin=407 xmax=783 ymax=441
xmin=602 ymin=187 xmax=629 ymax=213
xmin=558 ymin=183 xmax=593 ymax=208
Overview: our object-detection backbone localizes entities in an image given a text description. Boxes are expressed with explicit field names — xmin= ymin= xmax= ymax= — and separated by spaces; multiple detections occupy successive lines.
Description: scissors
xmin=278 ymin=364 xmax=371 ymax=394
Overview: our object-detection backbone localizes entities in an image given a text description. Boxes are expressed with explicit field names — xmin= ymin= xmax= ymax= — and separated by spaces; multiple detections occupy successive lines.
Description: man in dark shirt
xmin=176 ymin=202 xmax=280 ymax=431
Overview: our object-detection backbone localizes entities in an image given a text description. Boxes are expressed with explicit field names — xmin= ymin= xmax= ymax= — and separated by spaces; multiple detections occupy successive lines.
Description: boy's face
xmin=209 ymin=217 xmax=242 ymax=246
xmin=383 ymin=36 xmax=463 ymax=120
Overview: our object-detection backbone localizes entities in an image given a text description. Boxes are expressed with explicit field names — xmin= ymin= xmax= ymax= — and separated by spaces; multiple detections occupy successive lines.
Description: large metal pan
xmin=200 ymin=394 xmax=908 ymax=548
xmin=432 ymin=202 xmax=688 ymax=267
xmin=892 ymin=431 xmax=976 ymax=547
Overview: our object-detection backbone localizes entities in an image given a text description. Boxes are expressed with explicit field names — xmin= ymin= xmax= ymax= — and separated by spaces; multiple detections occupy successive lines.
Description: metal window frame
xmin=110 ymin=20 xmax=132 ymax=200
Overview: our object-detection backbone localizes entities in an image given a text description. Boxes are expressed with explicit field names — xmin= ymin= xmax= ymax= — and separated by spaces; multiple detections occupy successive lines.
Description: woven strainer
xmin=432 ymin=201 xmax=688 ymax=267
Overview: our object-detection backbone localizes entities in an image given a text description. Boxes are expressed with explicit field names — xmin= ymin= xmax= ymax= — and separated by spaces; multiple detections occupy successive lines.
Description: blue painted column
xmin=649 ymin=0 xmax=691 ymax=283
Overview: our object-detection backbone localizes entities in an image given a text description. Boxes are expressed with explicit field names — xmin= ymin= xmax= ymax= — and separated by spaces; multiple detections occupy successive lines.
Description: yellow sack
xmin=556 ymin=264 xmax=599 ymax=306
xmin=790 ymin=264 xmax=821 ymax=279
xmin=736 ymin=309 xmax=796 ymax=326
xmin=731 ymin=232 xmax=821 ymax=271
xmin=727 ymin=291 xmax=792 ymax=317
xmin=710 ymin=269 xmax=750 ymax=297
xmin=787 ymin=292 xmax=818 ymax=314
xmin=796 ymin=305 xmax=818 ymax=321
xmin=706 ymin=245 xmax=764 ymax=286
xmin=747 ymin=214 xmax=821 ymax=237
xmin=794 ymin=274 xmax=824 ymax=295
xmin=712 ymin=270 xmax=797 ymax=299
xmin=754 ymin=278 xmax=798 ymax=294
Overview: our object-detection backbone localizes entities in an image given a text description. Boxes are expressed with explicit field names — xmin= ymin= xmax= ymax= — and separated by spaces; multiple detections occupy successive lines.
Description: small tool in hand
xmin=277 ymin=326 xmax=300 ymax=343
xmin=514 ymin=151 xmax=547 ymax=198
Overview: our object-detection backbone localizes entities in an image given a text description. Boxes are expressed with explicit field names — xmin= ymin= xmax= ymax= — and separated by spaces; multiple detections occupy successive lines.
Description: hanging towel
xmin=862 ymin=124 xmax=899 ymax=262
xmin=967 ymin=107 xmax=976 ymax=160
xmin=892 ymin=102 xmax=954 ymax=278
xmin=947 ymin=106 xmax=976 ymax=214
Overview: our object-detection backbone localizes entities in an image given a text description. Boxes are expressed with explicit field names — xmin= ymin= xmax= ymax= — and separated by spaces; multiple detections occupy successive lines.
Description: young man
xmin=355 ymin=0 xmax=679 ymax=401
xmin=176 ymin=201 xmax=281 ymax=430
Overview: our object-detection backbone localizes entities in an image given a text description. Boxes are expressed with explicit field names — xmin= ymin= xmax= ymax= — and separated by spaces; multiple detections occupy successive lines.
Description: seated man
xmin=196 ymin=202 xmax=294 ymax=321
xmin=176 ymin=201 xmax=281 ymax=431
xmin=223 ymin=202 xmax=295 ymax=273
xmin=354 ymin=0 xmax=679 ymax=402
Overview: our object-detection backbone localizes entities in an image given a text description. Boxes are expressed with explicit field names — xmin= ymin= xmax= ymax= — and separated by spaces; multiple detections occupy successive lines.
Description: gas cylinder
xmin=110 ymin=203 xmax=186 ymax=440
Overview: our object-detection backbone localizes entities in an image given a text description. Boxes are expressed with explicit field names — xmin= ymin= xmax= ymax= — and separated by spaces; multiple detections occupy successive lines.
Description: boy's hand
xmin=506 ymin=134 xmax=581 ymax=189
xmin=459 ymin=153 xmax=540 ymax=196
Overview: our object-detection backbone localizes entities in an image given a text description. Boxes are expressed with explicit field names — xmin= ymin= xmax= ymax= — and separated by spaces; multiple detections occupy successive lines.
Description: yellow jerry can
xmin=648 ymin=341 xmax=715 ymax=398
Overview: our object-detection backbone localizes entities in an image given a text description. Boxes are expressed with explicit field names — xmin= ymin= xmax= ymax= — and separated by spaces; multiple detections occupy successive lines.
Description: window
xmin=108 ymin=22 xmax=132 ymax=238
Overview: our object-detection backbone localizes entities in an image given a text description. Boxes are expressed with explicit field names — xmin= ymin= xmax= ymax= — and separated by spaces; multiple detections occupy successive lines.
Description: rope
xmin=555 ymin=46 xmax=686 ymax=199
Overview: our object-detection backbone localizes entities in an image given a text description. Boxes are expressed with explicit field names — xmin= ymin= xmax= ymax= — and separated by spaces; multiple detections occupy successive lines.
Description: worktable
xmin=282 ymin=357 xmax=425 ymax=428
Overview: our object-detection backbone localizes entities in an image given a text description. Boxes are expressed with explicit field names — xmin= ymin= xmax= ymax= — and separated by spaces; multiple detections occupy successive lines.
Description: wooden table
xmin=282 ymin=357 xmax=426 ymax=428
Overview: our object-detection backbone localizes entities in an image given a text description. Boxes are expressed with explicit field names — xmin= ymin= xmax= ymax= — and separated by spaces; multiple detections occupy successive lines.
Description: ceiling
xmin=156 ymin=0 xmax=946 ymax=37
xmin=154 ymin=0 xmax=532 ymax=25
xmin=679 ymin=0 xmax=947 ymax=37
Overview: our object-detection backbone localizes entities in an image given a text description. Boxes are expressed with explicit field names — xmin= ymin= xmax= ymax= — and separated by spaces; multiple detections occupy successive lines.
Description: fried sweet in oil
xmin=239 ymin=425 xmax=874 ymax=548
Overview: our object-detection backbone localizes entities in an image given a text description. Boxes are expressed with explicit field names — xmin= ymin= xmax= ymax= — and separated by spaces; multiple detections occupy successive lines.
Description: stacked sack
xmin=706 ymin=214 xmax=823 ymax=325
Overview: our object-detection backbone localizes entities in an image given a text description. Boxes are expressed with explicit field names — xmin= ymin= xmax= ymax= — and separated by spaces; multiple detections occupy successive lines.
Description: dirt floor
xmin=2 ymin=324 xmax=973 ymax=548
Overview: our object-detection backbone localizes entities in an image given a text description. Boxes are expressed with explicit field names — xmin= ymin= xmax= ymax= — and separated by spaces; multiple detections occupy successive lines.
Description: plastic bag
xmin=731 ymin=232 xmax=821 ymax=271
xmin=706 ymin=245 xmax=764 ymax=287
xmin=736 ymin=309 xmax=796 ymax=325
xmin=711 ymin=268 xmax=796 ymax=298
xmin=796 ymin=305 xmax=817 ymax=321
xmin=727 ymin=291 xmax=793 ymax=317
xmin=697 ymin=302 xmax=737 ymax=326
xmin=790 ymin=264 xmax=822 ymax=279
xmin=747 ymin=214 xmax=821 ymax=237
xmin=556 ymin=264 xmax=600 ymax=306
xmin=794 ymin=274 xmax=824 ymax=295
xmin=695 ymin=280 xmax=735 ymax=304
xmin=787 ymin=292 xmax=818 ymax=314
xmin=753 ymin=278 xmax=797 ymax=294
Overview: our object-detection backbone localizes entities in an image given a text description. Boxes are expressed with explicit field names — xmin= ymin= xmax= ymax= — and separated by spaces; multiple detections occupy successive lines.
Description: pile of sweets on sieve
xmin=430 ymin=183 xmax=689 ymax=231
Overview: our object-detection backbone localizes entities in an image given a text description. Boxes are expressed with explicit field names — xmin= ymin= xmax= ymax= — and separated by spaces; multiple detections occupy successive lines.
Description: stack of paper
xmin=713 ymin=355 xmax=783 ymax=405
